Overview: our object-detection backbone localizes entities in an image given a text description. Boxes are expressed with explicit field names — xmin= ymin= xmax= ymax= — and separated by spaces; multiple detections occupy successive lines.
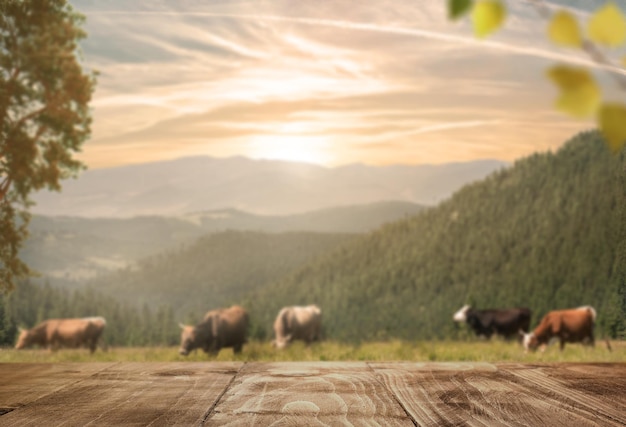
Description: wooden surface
xmin=0 ymin=362 xmax=624 ymax=426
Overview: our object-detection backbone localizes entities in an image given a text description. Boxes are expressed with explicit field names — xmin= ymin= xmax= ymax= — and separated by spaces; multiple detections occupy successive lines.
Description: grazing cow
xmin=15 ymin=317 xmax=107 ymax=353
xmin=272 ymin=305 xmax=322 ymax=349
xmin=521 ymin=306 xmax=596 ymax=352
xmin=453 ymin=305 xmax=531 ymax=339
xmin=179 ymin=305 xmax=249 ymax=356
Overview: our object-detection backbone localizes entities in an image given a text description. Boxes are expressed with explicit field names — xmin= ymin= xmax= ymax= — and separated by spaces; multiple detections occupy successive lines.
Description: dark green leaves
xmin=448 ymin=0 xmax=473 ymax=20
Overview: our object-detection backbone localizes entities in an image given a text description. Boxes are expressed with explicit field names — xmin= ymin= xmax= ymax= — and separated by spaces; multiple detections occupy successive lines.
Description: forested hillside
xmin=85 ymin=231 xmax=357 ymax=320
xmin=246 ymin=131 xmax=625 ymax=341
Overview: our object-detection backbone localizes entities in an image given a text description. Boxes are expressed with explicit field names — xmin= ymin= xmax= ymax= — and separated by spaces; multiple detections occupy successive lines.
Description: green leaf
xmin=548 ymin=11 xmax=582 ymax=47
xmin=587 ymin=1 xmax=626 ymax=47
xmin=448 ymin=0 xmax=473 ymax=20
xmin=546 ymin=66 xmax=601 ymax=117
xmin=598 ymin=103 xmax=626 ymax=152
xmin=472 ymin=1 xmax=506 ymax=38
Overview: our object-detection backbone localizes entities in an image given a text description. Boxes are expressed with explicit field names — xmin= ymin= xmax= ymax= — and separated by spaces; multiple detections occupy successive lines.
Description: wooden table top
xmin=0 ymin=362 xmax=624 ymax=426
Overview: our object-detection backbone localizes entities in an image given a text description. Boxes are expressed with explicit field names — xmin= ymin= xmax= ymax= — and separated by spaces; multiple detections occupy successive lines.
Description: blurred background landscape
xmin=0 ymin=0 xmax=623 ymax=352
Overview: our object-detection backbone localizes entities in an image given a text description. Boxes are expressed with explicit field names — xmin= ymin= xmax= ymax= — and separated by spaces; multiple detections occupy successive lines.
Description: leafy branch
xmin=447 ymin=0 xmax=626 ymax=152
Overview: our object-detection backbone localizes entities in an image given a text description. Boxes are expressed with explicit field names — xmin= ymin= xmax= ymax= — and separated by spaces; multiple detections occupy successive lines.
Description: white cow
xmin=272 ymin=305 xmax=322 ymax=349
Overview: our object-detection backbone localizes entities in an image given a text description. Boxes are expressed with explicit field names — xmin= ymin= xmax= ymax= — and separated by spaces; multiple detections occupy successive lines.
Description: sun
xmin=247 ymin=133 xmax=333 ymax=166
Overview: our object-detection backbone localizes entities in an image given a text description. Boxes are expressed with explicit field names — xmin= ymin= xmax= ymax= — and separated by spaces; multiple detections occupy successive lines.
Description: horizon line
xmin=79 ymin=153 xmax=511 ymax=172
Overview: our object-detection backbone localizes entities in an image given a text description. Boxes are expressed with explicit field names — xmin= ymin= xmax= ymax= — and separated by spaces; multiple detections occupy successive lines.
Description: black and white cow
xmin=453 ymin=305 xmax=531 ymax=339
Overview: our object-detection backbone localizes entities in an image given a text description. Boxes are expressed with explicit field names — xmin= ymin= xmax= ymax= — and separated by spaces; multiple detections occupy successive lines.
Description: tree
xmin=0 ymin=0 xmax=95 ymax=291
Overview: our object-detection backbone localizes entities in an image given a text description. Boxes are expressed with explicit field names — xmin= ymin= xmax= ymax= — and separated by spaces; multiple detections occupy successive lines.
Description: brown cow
xmin=15 ymin=317 xmax=107 ymax=353
xmin=179 ymin=305 xmax=249 ymax=356
xmin=272 ymin=305 xmax=322 ymax=349
xmin=521 ymin=306 xmax=596 ymax=352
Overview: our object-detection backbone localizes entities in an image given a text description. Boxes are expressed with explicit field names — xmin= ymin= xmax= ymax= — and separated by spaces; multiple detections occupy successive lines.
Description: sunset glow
xmin=248 ymin=135 xmax=334 ymax=165
xmin=72 ymin=0 xmax=602 ymax=169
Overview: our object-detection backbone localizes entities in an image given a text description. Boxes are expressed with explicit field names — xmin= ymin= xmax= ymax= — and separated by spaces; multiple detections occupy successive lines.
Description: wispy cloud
xmin=87 ymin=9 xmax=625 ymax=74
xmin=74 ymin=0 xmax=603 ymax=168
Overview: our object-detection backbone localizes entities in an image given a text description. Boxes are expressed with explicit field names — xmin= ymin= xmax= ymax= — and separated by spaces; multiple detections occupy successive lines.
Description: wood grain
xmin=0 ymin=363 xmax=116 ymax=411
xmin=503 ymin=363 xmax=626 ymax=426
xmin=206 ymin=362 xmax=415 ymax=426
xmin=0 ymin=362 xmax=623 ymax=426
xmin=0 ymin=362 xmax=242 ymax=427
xmin=370 ymin=362 xmax=626 ymax=427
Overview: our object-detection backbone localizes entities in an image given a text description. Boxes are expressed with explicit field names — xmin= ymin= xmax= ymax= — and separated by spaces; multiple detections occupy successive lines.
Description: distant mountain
xmin=182 ymin=201 xmax=425 ymax=234
xmin=22 ymin=201 xmax=424 ymax=281
xmin=31 ymin=156 xmax=507 ymax=217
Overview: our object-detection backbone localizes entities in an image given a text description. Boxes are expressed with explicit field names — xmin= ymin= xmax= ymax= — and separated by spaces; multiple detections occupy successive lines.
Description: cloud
xmin=72 ymin=0 xmax=608 ymax=168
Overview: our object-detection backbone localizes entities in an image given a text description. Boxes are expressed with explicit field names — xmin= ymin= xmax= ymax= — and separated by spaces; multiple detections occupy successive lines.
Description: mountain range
xmin=31 ymin=156 xmax=507 ymax=217
xmin=23 ymin=201 xmax=424 ymax=281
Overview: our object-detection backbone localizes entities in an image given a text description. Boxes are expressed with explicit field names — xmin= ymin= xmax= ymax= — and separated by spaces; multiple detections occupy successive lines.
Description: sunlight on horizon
xmin=247 ymin=133 xmax=335 ymax=166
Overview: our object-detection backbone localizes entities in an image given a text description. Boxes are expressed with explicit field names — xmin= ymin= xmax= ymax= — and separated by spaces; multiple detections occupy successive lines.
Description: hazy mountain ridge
xmin=31 ymin=156 xmax=507 ymax=217
xmin=22 ymin=201 xmax=425 ymax=282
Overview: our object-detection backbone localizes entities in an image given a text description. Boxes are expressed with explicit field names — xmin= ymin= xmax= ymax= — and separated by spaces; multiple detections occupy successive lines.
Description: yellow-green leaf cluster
xmin=445 ymin=0 xmax=506 ymax=37
xmin=548 ymin=11 xmax=582 ymax=47
xmin=472 ymin=1 xmax=506 ymax=38
xmin=545 ymin=2 xmax=626 ymax=151
xmin=547 ymin=66 xmax=601 ymax=118
xmin=587 ymin=2 xmax=626 ymax=46
xmin=446 ymin=1 xmax=626 ymax=152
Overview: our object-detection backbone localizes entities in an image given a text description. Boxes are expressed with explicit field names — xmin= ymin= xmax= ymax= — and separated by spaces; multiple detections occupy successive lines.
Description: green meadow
xmin=1 ymin=340 xmax=624 ymax=364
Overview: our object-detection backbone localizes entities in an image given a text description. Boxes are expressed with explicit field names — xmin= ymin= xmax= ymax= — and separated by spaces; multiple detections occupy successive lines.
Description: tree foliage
xmin=0 ymin=0 xmax=95 ymax=291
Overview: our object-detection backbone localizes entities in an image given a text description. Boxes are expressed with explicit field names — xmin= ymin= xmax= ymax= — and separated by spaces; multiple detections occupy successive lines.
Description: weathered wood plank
xmin=0 ymin=362 xmax=242 ymax=427
xmin=503 ymin=363 xmax=626 ymax=426
xmin=1 ymin=362 xmax=623 ymax=426
xmin=0 ymin=363 xmax=116 ymax=412
xmin=206 ymin=362 xmax=415 ymax=426
xmin=370 ymin=362 xmax=626 ymax=427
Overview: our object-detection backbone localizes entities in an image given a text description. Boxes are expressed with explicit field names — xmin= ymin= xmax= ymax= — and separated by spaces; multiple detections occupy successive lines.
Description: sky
xmin=71 ymin=0 xmax=625 ymax=169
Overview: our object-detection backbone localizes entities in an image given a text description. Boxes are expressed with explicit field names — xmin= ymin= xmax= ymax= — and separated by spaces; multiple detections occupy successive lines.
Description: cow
xmin=178 ymin=305 xmax=249 ymax=356
xmin=15 ymin=317 xmax=107 ymax=353
xmin=272 ymin=305 xmax=322 ymax=349
xmin=453 ymin=305 xmax=531 ymax=340
xmin=521 ymin=305 xmax=596 ymax=352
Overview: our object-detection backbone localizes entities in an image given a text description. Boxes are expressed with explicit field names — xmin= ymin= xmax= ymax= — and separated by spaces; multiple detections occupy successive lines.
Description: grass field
xmin=1 ymin=339 xmax=624 ymax=363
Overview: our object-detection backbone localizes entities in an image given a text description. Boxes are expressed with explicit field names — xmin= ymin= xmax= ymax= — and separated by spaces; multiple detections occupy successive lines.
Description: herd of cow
xmin=13 ymin=304 xmax=323 ymax=356
xmin=13 ymin=303 xmax=597 ymax=355
xmin=453 ymin=304 xmax=597 ymax=351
